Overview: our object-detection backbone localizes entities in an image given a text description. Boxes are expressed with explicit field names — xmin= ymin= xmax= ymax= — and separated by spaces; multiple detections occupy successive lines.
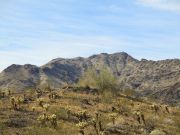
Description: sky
xmin=0 ymin=0 xmax=180 ymax=71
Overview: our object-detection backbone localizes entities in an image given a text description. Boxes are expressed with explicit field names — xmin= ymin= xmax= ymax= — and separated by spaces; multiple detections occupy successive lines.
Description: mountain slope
xmin=0 ymin=52 xmax=179 ymax=104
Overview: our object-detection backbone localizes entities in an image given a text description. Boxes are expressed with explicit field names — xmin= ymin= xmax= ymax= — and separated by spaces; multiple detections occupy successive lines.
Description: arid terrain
xmin=0 ymin=86 xmax=180 ymax=135
xmin=0 ymin=52 xmax=180 ymax=135
xmin=0 ymin=52 xmax=180 ymax=106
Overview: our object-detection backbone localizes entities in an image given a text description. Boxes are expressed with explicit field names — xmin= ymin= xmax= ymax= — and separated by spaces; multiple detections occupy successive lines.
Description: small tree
xmin=79 ymin=67 xmax=118 ymax=94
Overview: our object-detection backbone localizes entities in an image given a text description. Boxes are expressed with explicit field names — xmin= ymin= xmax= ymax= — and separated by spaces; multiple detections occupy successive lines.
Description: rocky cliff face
xmin=0 ymin=52 xmax=179 ymax=104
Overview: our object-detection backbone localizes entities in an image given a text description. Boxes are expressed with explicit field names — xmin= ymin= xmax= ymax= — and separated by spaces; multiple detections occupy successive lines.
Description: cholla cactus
xmin=10 ymin=96 xmax=18 ymax=110
xmin=151 ymin=104 xmax=159 ymax=114
xmin=90 ymin=118 xmax=99 ymax=135
xmin=48 ymin=114 xmax=57 ymax=128
xmin=164 ymin=105 xmax=170 ymax=113
xmin=76 ymin=122 xmax=88 ymax=135
xmin=65 ymin=106 xmax=71 ymax=119
xmin=109 ymin=113 xmax=118 ymax=125
xmin=52 ymin=92 xmax=58 ymax=99
xmin=72 ymin=110 xmax=88 ymax=122
xmin=91 ymin=112 xmax=104 ymax=135
xmin=1 ymin=91 xmax=5 ymax=98
xmin=48 ymin=93 xmax=53 ymax=99
xmin=37 ymin=98 xmax=44 ymax=107
xmin=37 ymin=113 xmax=47 ymax=126
xmin=43 ymin=103 xmax=50 ymax=111
xmin=32 ymin=106 xmax=35 ymax=112
xmin=76 ymin=110 xmax=88 ymax=122
xmin=36 ymin=88 xmax=43 ymax=98
xmin=48 ymin=92 xmax=59 ymax=100
xmin=99 ymin=131 xmax=106 ymax=135
xmin=8 ymin=89 xmax=11 ymax=96
xmin=133 ymin=111 xmax=145 ymax=125
xmin=37 ymin=113 xmax=57 ymax=128
xmin=17 ymin=96 xmax=24 ymax=105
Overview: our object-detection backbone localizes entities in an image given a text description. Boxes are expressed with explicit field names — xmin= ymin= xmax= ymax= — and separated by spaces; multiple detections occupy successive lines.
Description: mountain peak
xmin=0 ymin=52 xmax=180 ymax=105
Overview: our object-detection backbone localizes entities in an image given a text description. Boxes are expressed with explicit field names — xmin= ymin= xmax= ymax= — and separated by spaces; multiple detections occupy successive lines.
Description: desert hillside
xmin=0 ymin=52 xmax=180 ymax=106
xmin=0 ymin=86 xmax=180 ymax=135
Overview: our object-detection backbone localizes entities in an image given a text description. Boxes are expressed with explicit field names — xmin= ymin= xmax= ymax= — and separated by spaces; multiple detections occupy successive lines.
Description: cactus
xmin=164 ymin=105 xmax=170 ymax=113
xmin=109 ymin=113 xmax=118 ymax=125
xmin=37 ymin=113 xmax=47 ymax=126
xmin=8 ymin=89 xmax=11 ymax=96
xmin=91 ymin=118 xmax=99 ymax=135
xmin=48 ymin=114 xmax=57 ymax=128
xmin=91 ymin=112 xmax=104 ymax=135
xmin=17 ymin=96 xmax=24 ymax=105
xmin=151 ymin=104 xmax=159 ymax=114
xmin=65 ymin=105 xmax=71 ymax=119
xmin=38 ymin=98 xmax=44 ymax=107
xmin=2 ymin=91 xmax=5 ymax=98
xmin=10 ymin=97 xmax=17 ymax=110
xmin=76 ymin=122 xmax=88 ymax=135
xmin=133 ymin=111 xmax=145 ymax=125
xmin=37 ymin=113 xmax=57 ymax=128
xmin=43 ymin=103 xmax=50 ymax=111
xmin=32 ymin=107 xmax=35 ymax=112
xmin=48 ymin=93 xmax=53 ymax=99
xmin=36 ymin=88 xmax=42 ymax=98
xmin=77 ymin=110 xmax=88 ymax=122
xmin=71 ymin=110 xmax=88 ymax=122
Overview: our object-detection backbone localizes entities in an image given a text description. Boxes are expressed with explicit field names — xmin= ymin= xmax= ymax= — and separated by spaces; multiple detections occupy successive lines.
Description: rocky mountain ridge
xmin=0 ymin=52 xmax=180 ymax=105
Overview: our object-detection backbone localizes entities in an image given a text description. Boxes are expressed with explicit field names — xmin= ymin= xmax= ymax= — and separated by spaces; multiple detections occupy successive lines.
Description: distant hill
xmin=0 ymin=52 xmax=180 ymax=105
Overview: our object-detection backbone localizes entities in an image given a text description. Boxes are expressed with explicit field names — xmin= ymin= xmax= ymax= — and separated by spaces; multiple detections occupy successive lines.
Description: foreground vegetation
xmin=0 ymin=68 xmax=180 ymax=135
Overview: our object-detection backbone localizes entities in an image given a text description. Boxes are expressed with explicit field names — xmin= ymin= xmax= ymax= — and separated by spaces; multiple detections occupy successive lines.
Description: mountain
xmin=0 ymin=52 xmax=180 ymax=105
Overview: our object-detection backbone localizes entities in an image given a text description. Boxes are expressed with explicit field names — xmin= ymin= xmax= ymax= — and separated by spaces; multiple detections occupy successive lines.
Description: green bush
xmin=78 ymin=67 xmax=119 ymax=94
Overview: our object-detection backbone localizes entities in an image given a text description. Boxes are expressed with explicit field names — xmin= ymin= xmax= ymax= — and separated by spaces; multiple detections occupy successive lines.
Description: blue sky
xmin=0 ymin=0 xmax=180 ymax=71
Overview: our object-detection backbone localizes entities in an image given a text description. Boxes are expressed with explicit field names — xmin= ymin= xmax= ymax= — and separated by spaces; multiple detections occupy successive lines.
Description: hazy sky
xmin=0 ymin=0 xmax=180 ymax=71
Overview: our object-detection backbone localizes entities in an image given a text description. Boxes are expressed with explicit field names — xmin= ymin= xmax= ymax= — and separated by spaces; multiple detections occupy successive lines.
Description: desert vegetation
xmin=0 ymin=68 xmax=180 ymax=135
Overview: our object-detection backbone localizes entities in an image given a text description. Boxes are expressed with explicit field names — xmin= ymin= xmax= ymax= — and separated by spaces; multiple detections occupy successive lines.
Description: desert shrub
xmin=78 ymin=67 xmax=118 ymax=94
xmin=101 ymin=91 xmax=113 ymax=104
xmin=145 ymin=116 xmax=159 ymax=133
xmin=51 ymin=107 xmax=68 ymax=120
xmin=5 ymin=118 xmax=28 ymax=128
xmin=78 ymin=68 xmax=98 ymax=88
xmin=0 ymin=123 xmax=6 ymax=135
xmin=122 ymin=89 xmax=137 ymax=97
